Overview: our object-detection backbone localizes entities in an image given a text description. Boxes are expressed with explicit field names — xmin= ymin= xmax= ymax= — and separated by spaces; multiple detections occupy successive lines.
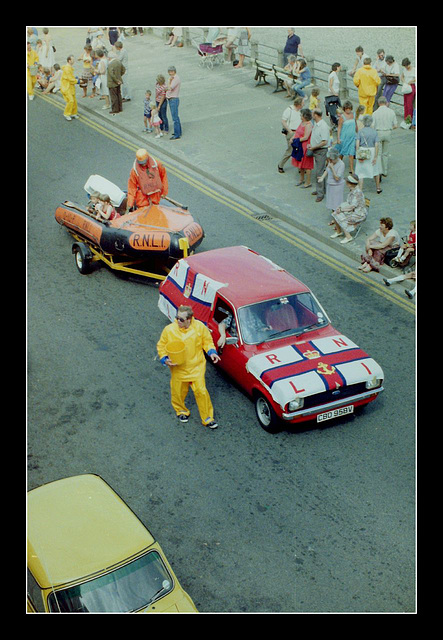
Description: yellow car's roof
xmin=28 ymin=474 xmax=155 ymax=589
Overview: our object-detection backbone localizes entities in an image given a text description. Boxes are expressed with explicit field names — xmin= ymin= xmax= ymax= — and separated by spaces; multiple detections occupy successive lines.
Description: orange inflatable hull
xmin=55 ymin=201 xmax=204 ymax=259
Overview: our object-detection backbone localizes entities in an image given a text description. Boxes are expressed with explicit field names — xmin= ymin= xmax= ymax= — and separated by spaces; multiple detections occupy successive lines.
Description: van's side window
xmin=214 ymin=300 xmax=237 ymax=337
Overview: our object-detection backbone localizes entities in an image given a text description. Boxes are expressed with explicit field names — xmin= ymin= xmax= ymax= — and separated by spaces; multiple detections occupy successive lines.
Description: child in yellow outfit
xmin=309 ymin=87 xmax=320 ymax=110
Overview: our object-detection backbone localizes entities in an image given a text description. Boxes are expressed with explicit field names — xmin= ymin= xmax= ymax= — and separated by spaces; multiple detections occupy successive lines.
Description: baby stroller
xmin=197 ymin=42 xmax=225 ymax=69
xmin=324 ymin=95 xmax=342 ymax=127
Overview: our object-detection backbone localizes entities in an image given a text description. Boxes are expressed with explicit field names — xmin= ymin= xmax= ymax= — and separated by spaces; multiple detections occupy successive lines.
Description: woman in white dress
xmin=355 ymin=115 xmax=382 ymax=194
xmin=39 ymin=28 xmax=55 ymax=72
xmin=95 ymin=49 xmax=110 ymax=109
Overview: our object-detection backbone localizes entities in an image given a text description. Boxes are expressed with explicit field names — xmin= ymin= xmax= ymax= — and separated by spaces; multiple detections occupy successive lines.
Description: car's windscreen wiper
xmin=143 ymin=580 xmax=171 ymax=609
xmin=265 ymin=323 xmax=323 ymax=340
xmin=297 ymin=323 xmax=322 ymax=334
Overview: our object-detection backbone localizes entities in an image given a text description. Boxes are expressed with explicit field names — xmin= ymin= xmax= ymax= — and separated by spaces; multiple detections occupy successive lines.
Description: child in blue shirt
xmin=143 ymin=90 xmax=153 ymax=132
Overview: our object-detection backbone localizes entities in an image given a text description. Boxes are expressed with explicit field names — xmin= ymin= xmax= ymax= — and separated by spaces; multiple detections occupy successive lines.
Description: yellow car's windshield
xmin=48 ymin=551 xmax=173 ymax=612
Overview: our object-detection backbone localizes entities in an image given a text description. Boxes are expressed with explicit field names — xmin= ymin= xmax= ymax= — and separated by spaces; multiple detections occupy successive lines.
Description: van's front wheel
xmin=254 ymin=393 xmax=281 ymax=433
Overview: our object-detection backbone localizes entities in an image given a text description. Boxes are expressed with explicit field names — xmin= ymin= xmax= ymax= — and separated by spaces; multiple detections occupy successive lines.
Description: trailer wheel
xmin=72 ymin=242 xmax=93 ymax=274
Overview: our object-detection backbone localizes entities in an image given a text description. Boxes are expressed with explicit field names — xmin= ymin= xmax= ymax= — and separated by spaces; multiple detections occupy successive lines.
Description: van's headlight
xmin=365 ymin=377 xmax=383 ymax=390
xmin=288 ymin=397 xmax=304 ymax=411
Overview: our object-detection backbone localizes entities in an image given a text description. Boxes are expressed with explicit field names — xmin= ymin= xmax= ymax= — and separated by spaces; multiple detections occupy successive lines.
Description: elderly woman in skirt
xmin=355 ymin=114 xmax=382 ymax=193
xmin=317 ymin=148 xmax=346 ymax=213
xmin=359 ymin=217 xmax=401 ymax=272
xmin=329 ymin=173 xmax=367 ymax=244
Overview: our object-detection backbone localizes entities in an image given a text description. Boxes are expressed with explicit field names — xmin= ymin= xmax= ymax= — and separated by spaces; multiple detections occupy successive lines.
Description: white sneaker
xmin=155 ymin=134 xmax=161 ymax=138
xmin=29 ymin=95 xmax=34 ymax=101
xmin=330 ymin=231 xmax=343 ymax=238
xmin=71 ymin=115 xmax=79 ymax=119
xmin=64 ymin=116 xmax=72 ymax=121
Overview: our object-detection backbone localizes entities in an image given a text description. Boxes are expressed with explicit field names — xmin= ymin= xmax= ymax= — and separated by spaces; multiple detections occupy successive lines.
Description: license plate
xmin=317 ymin=405 xmax=354 ymax=422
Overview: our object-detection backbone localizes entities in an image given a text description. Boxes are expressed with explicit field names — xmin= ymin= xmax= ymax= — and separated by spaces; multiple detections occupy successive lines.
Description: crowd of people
xmin=277 ymin=32 xmax=416 ymax=292
xmin=27 ymin=27 xmax=416 ymax=297
xmin=27 ymin=27 xmax=183 ymax=137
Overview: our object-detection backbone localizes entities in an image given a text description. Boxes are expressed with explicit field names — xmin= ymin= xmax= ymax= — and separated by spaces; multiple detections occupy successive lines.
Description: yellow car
xmin=27 ymin=474 xmax=197 ymax=613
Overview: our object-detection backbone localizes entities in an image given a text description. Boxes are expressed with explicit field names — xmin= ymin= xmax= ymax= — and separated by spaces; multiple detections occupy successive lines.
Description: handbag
xmin=356 ymin=133 xmax=371 ymax=161
xmin=401 ymin=83 xmax=412 ymax=94
xmin=356 ymin=147 xmax=371 ymax=160
xmin=385 ymin=75 xmax=398 ymax=85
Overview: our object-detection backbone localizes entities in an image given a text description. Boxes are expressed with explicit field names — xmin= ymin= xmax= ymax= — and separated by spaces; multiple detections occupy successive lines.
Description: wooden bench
xmin=254 ymin=59 xmax=274 ymax=86
xmin=254 ymin=60 xmax=315 ymax=95
xmin=272 ymin=65 xmax=292 ymax=92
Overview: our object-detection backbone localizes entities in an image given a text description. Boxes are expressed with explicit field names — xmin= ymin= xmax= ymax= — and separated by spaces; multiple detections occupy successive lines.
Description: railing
xmin=309 ymin=57 xmax=405 ymax=112
xmin=149 ymin=27 xmax=406 ymax=112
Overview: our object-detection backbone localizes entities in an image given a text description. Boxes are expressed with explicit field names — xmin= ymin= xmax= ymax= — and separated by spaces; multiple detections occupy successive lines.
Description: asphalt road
xmin=27 ymin=96 xmax=415 ymax=613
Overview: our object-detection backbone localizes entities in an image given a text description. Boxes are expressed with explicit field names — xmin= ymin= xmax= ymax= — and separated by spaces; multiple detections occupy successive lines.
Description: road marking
xmin=38 ymin=94 xmax=416 ymax=315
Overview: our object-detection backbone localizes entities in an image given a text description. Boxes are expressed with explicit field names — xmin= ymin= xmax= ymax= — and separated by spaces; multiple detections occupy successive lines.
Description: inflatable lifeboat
xmin=55 ymin=175 xmax=205 ymax=262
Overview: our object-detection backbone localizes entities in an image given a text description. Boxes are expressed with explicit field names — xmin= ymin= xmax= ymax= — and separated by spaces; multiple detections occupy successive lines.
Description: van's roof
xmin=183 ymin=246 xmax=309 ymax=307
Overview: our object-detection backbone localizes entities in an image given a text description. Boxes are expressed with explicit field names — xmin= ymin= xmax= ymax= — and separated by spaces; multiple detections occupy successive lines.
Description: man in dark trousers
xmin=107 ymin=54 xmax=125 ymax=115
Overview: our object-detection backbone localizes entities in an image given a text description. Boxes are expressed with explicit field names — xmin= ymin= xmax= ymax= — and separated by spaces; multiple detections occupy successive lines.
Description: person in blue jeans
xmin=166 ymin=66 xmax=182 ymax=139
xmin=155 ymin=74 xmax=169 ymax=133
xmin=293 ymin=60 xmax=311 ymax=97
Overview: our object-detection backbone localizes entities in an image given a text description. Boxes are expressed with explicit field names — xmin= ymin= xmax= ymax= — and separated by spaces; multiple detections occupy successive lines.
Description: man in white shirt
xmin=371 ymin=96 xmax=397 ymax=176
xmin=278 ymin=96 xmax=304 ymax=173
xmin=308 ymin=109 xmax=330 ymax=202
xmin=373 ymin=49 xmax=387 ymax=110
xmin=348 ymin=46 xmax=366 ymax=77
xmin=114 ymin=40 xmax=131 ymax=101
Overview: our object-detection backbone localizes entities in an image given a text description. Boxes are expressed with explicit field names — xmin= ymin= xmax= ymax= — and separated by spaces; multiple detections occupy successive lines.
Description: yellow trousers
xmin=359 ymin=94 xmax=375 ymax=115
xmin=61 ymin=89 xmax=78 ymax=117
xmin=27 ymin=72 xmax=36 ymax=96
xmin=170 ymin=375 xmax=214 ymax=425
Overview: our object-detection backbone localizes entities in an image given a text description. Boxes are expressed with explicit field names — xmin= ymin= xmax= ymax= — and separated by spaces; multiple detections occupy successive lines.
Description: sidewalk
xmin=38 ymin=27 xmax=416 ymax=281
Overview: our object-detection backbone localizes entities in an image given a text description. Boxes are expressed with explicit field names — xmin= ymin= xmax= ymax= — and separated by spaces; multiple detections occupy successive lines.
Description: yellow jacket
xmin=60 ymin=63 xmax=77 ymax=95
xmin=27 ymin=49 xmax=39 ymax=72
xmin=157 ymin=317 xmax=217 ymax=382
xmin=353 ymin=65 xmax=380 ymax=97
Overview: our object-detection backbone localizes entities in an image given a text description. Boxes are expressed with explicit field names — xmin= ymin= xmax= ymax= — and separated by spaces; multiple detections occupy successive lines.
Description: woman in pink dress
xmin=291 ymin=108 xmax=314 ymax=187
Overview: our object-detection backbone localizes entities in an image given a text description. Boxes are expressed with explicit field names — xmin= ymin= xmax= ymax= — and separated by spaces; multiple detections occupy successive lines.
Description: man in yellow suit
xmin=157 ymin=305 xmax=221 ymax=429
xmin=353 ymin=57 xmax=381 ymax=115
xmin=60 ymin=55 xmax=79 ymax=121
xmin=27 ymin=41 xmax=39 ymax=100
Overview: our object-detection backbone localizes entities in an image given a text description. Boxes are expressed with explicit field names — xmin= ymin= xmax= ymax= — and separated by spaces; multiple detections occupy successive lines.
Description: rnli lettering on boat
xmin=129 ymin=232 xmax=171 ymax=251
xmin=184 ymin=222 xmax=203 ymax=243
xmin=55 ymin=206 xmax=103 ymax=244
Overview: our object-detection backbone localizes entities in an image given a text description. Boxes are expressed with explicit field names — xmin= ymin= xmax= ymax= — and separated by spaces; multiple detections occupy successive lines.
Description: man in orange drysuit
xmin=157 ymin=305 xmax=221 ymax=429
xmin=127 ymin=148 xmax=168 ymax=210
